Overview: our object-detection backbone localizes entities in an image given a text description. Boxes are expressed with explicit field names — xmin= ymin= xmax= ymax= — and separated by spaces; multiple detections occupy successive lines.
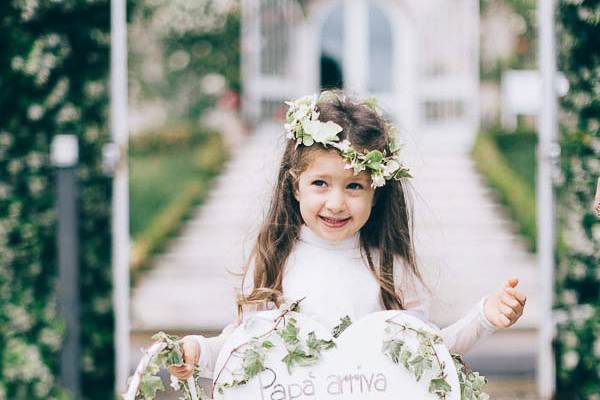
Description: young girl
xmin=169 ymin=90 xmax=527 ymax=380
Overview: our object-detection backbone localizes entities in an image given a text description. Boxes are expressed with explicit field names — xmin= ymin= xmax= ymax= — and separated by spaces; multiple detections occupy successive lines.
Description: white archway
xmin=297 ymin=0 xmax=418 ymax=134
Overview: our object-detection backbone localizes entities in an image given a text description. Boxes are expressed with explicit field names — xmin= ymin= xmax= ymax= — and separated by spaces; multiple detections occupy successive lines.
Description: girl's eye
xmin=312 ymin=180 xmax=327 ymax=187
xmin=347 ymin=182 xmax=364 ymax=190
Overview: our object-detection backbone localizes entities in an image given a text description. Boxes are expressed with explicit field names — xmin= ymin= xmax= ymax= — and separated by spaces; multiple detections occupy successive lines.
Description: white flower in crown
xmin=302 ymin=119 xmax=343 ymax=145
xmin=286 ymin=94 xmax=317 ymax=121
xmin=344 ymin=159 xmax=367 ymax=175
xmin=371 ymin=172 xmax=386 ymax=188
xmin=382 ymin=159 xmax=401 ymax=178
xmin=337 ymin=139 xmax=352 ymax=152
xmin=284 ymin=123 xmax=294 ymax=139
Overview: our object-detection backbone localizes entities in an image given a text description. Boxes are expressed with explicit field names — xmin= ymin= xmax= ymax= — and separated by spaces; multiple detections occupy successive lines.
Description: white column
xmin=241 ymin=0 xmax=261 ymax=123
xmin=111 ymin=0 xmax=130 ymax=394
xmin=344 ymin=0 xmax=368 ymax=95
xmin=537 ymin=0 xmax=557 ymax=398
xmin=469 ymin=0 xmax=481 ymax=135
xmin=397 ymin=14 xmax=417 ymax=135
xmin=297 ymin=16 xmax=318 ymax=95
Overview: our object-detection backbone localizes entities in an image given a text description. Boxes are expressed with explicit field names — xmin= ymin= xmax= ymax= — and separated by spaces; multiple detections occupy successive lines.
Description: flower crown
xmin=284 ymin=91 xmax=411 ymax=188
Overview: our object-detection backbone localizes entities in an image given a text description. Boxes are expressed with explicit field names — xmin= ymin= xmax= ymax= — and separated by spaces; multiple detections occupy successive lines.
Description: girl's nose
xmin=325 ymin=189 xmax=347 ymax=213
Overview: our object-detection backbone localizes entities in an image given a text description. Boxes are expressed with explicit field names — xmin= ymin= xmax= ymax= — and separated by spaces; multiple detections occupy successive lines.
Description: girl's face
xmin=294 ymin=150 xmax=375 ymax=241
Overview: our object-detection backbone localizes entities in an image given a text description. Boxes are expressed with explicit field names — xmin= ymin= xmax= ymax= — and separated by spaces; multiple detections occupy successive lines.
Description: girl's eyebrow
xmin=345 ymin=174 xmax=369 ymax=183
xmin=307 ymin=173 xmax=330 ymax=179
xmin=308 ymin=173 xmax=368 ymax=183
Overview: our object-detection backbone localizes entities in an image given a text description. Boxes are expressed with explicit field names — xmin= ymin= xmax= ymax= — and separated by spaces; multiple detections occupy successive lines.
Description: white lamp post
xmin=111 ymin=0 xmax=130 ymax=394
xmin=537 ymin=0 xmax=558 ymax=398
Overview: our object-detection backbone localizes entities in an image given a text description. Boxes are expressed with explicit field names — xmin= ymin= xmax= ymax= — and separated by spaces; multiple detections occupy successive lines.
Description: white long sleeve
xmin=192 ymin=323 xmax=238 ymax=379
xmin=440 ymin=296 xmax=497 ymax=354
xmin=190 ymin=224 xmax=498 ymax=379
xmin=395 ymin=260 xmax=497 ymax=354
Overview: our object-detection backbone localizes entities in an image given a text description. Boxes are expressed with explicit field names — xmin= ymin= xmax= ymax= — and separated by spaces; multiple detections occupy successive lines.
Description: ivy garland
xmin=212 ymin=298 xmax=337 ymax=396
xmin=128 ymin=302 xmax=489 ymax=400
xmin=382 ymin=320 xmax=489 ymax=400
xmin=382 ymin=320 xmax=452 ymax=398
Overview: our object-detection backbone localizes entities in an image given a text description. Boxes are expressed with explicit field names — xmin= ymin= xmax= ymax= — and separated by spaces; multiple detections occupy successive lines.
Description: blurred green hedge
xmin=129 ymin=123 xmax=227 ymax=275
xmin=472 ymin=128 xmax=537 ymax=251
xmin=0 ymin=1 xmax=124 ymax=398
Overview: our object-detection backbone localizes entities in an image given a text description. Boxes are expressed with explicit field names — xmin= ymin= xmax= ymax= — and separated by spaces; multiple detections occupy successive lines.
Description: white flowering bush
xmin=1 ymin=1 xmax=113 ymax=399
xmin=555 ymin=1 xmax=600 ymax=398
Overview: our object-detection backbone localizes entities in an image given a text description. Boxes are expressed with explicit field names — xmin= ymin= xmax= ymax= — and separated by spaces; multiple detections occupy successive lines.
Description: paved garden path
xmin=130 ymin=122 xmax=540 ymax=388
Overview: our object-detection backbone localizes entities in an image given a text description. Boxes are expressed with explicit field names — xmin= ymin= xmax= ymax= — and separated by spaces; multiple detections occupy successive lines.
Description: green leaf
xmin=382 ymin=339 xmax=405 ymax=364
xmin=139 ymin=374 xmax=164 ymax=400
xmin=388 ymin=138 xmax=401 ymax=153
xmin=408 ymin=355 xmax=429 ymax=381
xmin=282 ymin=349 xmax=315 ymax=374
xmin=302 ymin=135 xmax=314 ymax=146
xmin=364 ymin=150 xmax=384 ymax=164
xmin=242 ymin=348 xmax=265 ymax=378
xmin=278 ymin=318 xmax=300 ymax=347
xmin=428 ymin=377 xmax=452 ymax=395
xmin=399 ymin=349 xmax=412 ymax=369
xmin=306 ymin=331 xmax=336 ymax=356
xmin=331 ymin=315 xmax=352 ymax=338
xmin=262 ymin=340 xmax=274 ymax=349
xmin=393 ymin=168 xmax=412 ymax=179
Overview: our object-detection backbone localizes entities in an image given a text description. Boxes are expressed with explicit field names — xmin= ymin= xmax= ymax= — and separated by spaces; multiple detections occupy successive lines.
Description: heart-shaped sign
xmin=212 ymin=310 xmax=459 ymax=400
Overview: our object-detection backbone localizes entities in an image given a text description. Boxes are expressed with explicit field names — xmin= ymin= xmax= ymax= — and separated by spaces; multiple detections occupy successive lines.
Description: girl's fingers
xmin=505 ymin=277 xmax=519 ymax=289
xmin=501 ymin=294 xmax=520 ymax=308
xmin=182 ymin=339 xmax=200 ymax=365
xmin=168 ymin=365 xmax=193 ymax=379
xmin=499 ymin=303 xmax=517 ymax=319
xmin=498 ymin=313 xmax=512 ymax=327
xmin=505 ymin=288 xmax=527 ymax=306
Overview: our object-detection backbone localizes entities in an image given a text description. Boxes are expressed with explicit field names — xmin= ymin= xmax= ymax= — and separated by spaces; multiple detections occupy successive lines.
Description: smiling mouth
xmin=319 ymin=216 xmax=351 ymax=228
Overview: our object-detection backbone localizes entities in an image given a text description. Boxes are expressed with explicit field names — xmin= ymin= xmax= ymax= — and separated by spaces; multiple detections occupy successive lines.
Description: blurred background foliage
xmin=475 ymin=0 xmax=538 ymax=252
xmin=0 ymin=0 xmax=125 ymax=398
xmin=129 ymin=125 xmax=227 ymax=276
xmin=127 ymin=0 xmax=237 ymax=274
xmin=480 ymin=0 xmax=536 ymax=82
xmin=472 ymin=128 xmax=537 ymax=251
xmin=128 ymin=0 xmax=240 ymax=125
xmin=554 ymin=1 xmax=600 ymax=398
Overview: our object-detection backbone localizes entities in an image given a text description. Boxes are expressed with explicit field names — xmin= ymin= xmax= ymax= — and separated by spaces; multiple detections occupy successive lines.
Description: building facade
xmin=241 ymin=0 xmax=480 ymax=147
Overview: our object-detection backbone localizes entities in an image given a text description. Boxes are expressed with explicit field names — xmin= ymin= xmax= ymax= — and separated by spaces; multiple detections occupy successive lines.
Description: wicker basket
xmin=123 ymin=340 xmax=200 ymax=400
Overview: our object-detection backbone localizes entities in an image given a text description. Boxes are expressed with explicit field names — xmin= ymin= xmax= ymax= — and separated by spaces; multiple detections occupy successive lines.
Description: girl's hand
xmin=483 ymin=278 xmax=526 ymax=328
xmin=167 ymin=336 xmax=201 ymax=379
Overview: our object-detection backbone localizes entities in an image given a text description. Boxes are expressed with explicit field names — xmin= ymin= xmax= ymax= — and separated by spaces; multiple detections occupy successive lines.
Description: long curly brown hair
xmin=237 ymin=91 xmax=424 ymax=318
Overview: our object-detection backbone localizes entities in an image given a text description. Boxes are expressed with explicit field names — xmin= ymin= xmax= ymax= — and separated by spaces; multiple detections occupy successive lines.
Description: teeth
xmin=322 ymin=216 xmax=348 ymax=224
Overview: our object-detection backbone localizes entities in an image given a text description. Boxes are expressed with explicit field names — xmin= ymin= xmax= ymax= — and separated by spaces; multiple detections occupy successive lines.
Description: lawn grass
xmin=129 ymin=124 xmax=227 ymax=273
xmin=493 ymin=132 xmax=537 ymax=190
xmin=472 ymin=129 xmax=537 ymax=251
xmin=130 ymin=148 xmax=202 ymax=237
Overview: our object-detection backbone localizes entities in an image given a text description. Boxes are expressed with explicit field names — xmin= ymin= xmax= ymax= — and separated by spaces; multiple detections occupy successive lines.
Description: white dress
xmin=192 ymin=224 xmax=497 ymax=378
